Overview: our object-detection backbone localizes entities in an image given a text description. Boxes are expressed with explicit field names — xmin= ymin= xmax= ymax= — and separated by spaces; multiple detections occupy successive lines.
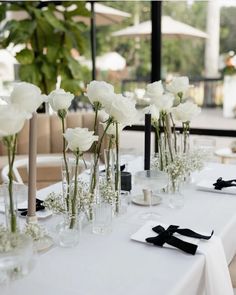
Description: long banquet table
xmin=4 ymin=161 xmax=236 ymax=295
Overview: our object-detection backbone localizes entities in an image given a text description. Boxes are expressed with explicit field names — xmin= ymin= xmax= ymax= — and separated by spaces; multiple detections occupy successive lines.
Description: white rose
xmin=101 ymin=121 xmax=124 ymax=136
xmin=64 ymin=127 xmax=98 ymax=152
xmin=86 ymin=81 xmax=114 ymax=107
xmin=145 ymin=81 xmax=164 ymax=103
xmin=10 ymin=82 xmax=45 ymax=114
xmin=105 ymin=94 xmax=138 ymax=124
xmin=144 ymin=105 xmax=160 ymax=124
xmin=172 ymin=101 xmax=201 ymax=123
xmin=48 ymin=89 xmax=74 ymax=112
xmin=0 ymin=105 xmax=30 ymax=137
xmin=154 ymin=93 xmax=174 ymax=112
xmin=166 ymin=76 xmax=189 ymax=96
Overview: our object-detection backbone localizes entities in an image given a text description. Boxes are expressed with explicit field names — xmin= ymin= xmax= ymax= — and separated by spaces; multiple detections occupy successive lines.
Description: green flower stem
xmin=106 ymin=135 xmax=114 ymax=182
xmin=170 ymin=113 xmax=177 ymax=153
xmin=70 ymin=151 xmax=80 ymax=229
xmin=182 ymin=121 xmax=190 ymax=153
xmin=90 ymin=118 xmax=113 ymax=194
xmin=115 ymin=122 xmax=120 ymax=213
xmin=154 ymin=121 xmax=163 ymax=171
xmin=58 ymin=110 xmax=70 ymax=212
xmin=5 ymin=135 xmax=17 ymax=233
xmin=165 ymin=114 xmax=174 ymax=162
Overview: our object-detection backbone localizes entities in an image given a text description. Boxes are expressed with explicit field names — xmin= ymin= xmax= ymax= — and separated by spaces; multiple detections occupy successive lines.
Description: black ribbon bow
xmin=146 ymin=225 xmax=214 ymax=255
xmin=213 ymin=177 xmax=236 ymax=190
xmin=18 ymin=198 xmax=45 ymax=216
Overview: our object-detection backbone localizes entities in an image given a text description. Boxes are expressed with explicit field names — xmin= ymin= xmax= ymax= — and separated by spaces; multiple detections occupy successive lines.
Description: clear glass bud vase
xmin=104 ymin=149 xmax=115 ymax=188
xmin=114 ymin=149 xmax=121 ymax=215
xmin=58 ymin=186 xmax=80 ymax=248
xmin=61 ymin=157 xmax=75 ymax=212
xmin=86 ymin=154 xmax=100 ymax=221
xmin=167 ymin=176 xmax=184 ymax=209
xmin=2 ymin=183 xmax=20 ymax=233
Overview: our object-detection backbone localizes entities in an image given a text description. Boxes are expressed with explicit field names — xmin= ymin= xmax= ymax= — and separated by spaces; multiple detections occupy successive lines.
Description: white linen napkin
xmin=131 ymin=221 xmax=234 ymax=295
xmin=196 ymin=179 xmax=236 ymax=195
xmin=0 ymin=200 xmax=52 ymax=219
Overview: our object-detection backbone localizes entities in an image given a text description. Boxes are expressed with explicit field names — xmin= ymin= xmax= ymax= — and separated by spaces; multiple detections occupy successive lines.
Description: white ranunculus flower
xmin=166 ymin=76 xmax=189 ymax=96
xmin=64 ymin=127 xmax=98 ymax=152
xmin=145 ymin=81 xmax=164 ymax=103
xmin=171 ymin=101 xmax=201 ymax=123
xmin=0 ymin=105 xmax=30 ymax=137
xmin=144 ymin=105 xmax=160 ymax=124
xmin=101 ymin=121 xmax=124 ymax=136
xmin=10 ymin=82 xmax=45 ymax=114
xmin=105 ymin=94 xmax=138 ymax=125
xmin=154 ymin=93 xmax=174 ymax=112
xmin=86 ymin=81 xmax=114 ymax=107
xmin=48 ymin=89 xmax=74 ymax=112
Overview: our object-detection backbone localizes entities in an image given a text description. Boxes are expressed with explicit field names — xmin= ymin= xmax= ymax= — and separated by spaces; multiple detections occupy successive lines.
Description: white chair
xmin=1 ymin=155 xmax=63 ymax=184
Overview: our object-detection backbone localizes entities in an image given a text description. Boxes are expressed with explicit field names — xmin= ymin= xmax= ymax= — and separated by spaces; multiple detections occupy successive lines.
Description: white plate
xmin=132 ymin=195 xmax=162 ymax=206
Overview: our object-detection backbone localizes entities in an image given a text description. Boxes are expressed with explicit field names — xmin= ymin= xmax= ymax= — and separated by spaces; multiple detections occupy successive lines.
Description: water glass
xmin=92 ymin=203 xmax=112 ymax=235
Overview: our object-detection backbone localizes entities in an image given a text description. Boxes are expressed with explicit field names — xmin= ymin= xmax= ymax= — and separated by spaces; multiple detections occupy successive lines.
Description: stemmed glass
xmin=134 ymin=170 xmax=168 ymax=220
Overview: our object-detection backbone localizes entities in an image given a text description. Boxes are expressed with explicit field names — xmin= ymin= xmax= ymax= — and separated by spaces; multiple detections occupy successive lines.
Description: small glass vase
xmin=0 ymin=233 xmax=35 ymax=283
xmin=182 ymin=130 xmax=190 ymax=154
xmin=57 ymin=213 xmax=80 ymax=248
xmin=167 ymin=177 xmax=184 ymax=209
xmin=57 ymin=185 xmax=80 ymax=248
xmin=92 ymin=202 xmax=112 ymax=235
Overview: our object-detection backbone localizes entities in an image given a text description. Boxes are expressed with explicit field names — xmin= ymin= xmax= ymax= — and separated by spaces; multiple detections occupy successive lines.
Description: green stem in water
xmin=5 ymin=135 xmax=17 ymax=233
xmin=115 ymin=122 xmax=120 ymax=213
xmin=69 ymin=151 xmax=80 ymax=229
xmin=58 ymin=110 xmax=70 ymax=212
xmin=90 ymin=118 xmax=113 ymax=194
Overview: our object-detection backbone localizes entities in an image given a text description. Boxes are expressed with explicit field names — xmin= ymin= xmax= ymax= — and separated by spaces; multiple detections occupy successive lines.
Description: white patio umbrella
xmin=78 ymin=52 xmax=126 ymax=71
xmin=112 ymin=16 xmax=208 ymax=39
xmin=79 ymin=2 xmax=131 ymax=26
xmin=5 ymin=3 xmax=131 ymax=26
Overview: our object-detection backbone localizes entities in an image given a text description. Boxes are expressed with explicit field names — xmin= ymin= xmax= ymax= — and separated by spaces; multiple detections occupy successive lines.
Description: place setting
xmin=1 ymin=1 xmax=236 ymax=294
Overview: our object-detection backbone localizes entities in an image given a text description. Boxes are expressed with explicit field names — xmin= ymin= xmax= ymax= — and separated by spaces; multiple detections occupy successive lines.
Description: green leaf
xmin=0 ymin=4 xmax=6 ymax=22
xmin=19 ymin=64 xmax=42 ymax=86
xmin=66 ymin=55 xmax=81 ymax=79
xmin=3 ymin=20 xmax=36 ymax=47
xmin=61 ymin=78 xmax=82 ymax=94
xmin=43 ymin=9 xmax=66 ymax=31
xmin=46 ymin=45 xmax=60 ymax=63
xmin=41 ymin=62 xmax=57 ymax=79
xmin=65 ymin=3 xmax=90 ymax=18
xmin=16 ymin=48 xmax=34 ymax=65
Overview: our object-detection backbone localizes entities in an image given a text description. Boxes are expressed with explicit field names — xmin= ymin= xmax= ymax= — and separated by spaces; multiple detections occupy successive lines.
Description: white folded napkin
xmin=0 ymin=200 xmax=52 ymax=219
xmin=131 ymin=221 xmax=234 ymax=295
xmin=196 ymin=179 xmax=236 ymax=195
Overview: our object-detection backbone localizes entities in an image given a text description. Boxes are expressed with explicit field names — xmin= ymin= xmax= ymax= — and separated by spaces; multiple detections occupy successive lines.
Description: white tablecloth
xmin=3 ymin=161 xmax=236 ymax=295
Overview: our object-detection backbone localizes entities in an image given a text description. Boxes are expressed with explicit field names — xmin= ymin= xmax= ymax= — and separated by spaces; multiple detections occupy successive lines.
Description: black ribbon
xmin=213 ymin=177 xmax=236 ymax=190
xmin=18 ymin=198 xmax=45 ymax=216
xmin=146 ymin=225 xmax=214 ymax=255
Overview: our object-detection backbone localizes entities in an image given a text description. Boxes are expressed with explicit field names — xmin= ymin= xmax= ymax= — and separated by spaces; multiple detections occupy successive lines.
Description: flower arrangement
xmin=86 ymin=81 xmax=140 ymax=214
xmin=146 ymin=77 xmax=201 ymax=189
xmin=0 ymin=82 xmax=46 ymax=233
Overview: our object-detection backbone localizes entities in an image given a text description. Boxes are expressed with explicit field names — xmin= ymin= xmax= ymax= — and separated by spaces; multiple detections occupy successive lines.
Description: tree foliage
xmin=0 ymin=1 xmax=90 ymax=95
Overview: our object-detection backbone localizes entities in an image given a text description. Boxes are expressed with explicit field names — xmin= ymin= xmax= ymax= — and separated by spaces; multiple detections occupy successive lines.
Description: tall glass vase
xmin=87 ymin=154 xmax=100 ymax=221
xmin=104 ymin=148 xmax=115 ymax=188
xmin=61 ymin=157 xmax=75 ymax=212
xmin=114 ymin=149 xmax=121 ymax=215
xmin=2 ymin=184 xmax=18 ymax=233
